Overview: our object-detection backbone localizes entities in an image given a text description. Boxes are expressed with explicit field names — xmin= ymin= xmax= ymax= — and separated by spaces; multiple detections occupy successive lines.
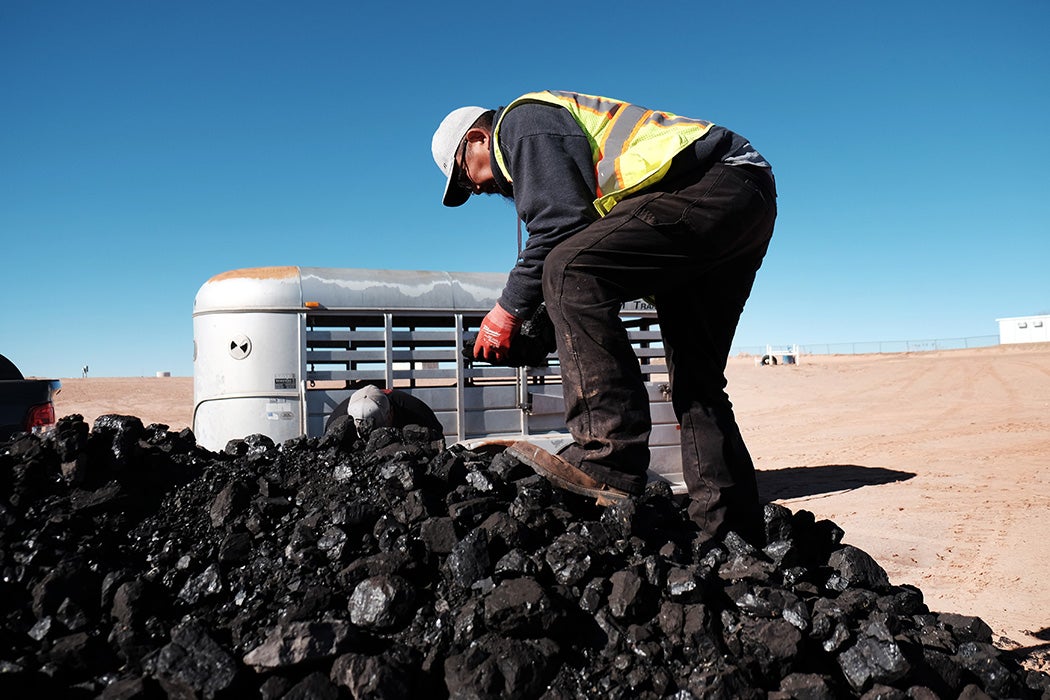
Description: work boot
xmin=505 ymin=441 xmax=631 ymax=506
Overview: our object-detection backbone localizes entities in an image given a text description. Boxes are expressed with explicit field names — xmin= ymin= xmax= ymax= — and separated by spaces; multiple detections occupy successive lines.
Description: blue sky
xmin=2 ymin=0 xmax=1048 ymax=377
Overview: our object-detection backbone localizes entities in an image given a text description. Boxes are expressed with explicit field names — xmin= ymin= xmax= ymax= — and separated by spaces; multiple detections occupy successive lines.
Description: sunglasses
xmin=456 ymin=138 xmax=474 ymax=192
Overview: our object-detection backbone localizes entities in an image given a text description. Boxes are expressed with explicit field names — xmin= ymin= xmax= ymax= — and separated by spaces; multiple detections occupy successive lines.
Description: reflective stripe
xmin=549 ymin=90 xmax=604 ymax=113
xmin=597 ymin=104 xmax=649 ymax=197
xmin=647 ymin=112 xmax=711 ymax=128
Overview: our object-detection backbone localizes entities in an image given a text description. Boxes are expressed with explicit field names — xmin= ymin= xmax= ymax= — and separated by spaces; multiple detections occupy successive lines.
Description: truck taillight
xmin=26 ymin=403 xmax=56 ymax=434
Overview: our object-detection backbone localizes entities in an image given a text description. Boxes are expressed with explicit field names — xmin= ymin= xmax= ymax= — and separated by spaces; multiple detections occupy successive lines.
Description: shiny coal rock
xmin=2 ymin=414 xmax=1048 ymax=699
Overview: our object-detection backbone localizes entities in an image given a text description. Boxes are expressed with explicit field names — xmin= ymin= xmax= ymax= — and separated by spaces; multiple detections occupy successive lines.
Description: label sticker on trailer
xmin=274 ymin=374 xmax=296 ymax=390
xmin=266 ymin=401 xmax=295 ymax=421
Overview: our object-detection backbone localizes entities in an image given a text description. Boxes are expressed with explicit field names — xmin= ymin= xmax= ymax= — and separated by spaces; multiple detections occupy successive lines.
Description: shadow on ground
xmin=758 ymin=464 xmax=916 ymax=501
xmin=1003 ymin=626 xmax=1050 ymax=673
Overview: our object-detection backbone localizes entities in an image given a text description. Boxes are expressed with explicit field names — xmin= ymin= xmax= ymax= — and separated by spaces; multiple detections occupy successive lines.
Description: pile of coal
xmin=2 ymin=414 xmax=1048 ymax=699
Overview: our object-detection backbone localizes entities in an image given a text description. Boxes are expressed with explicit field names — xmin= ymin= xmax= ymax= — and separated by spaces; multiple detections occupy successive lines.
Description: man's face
xmin=459 ymin=128 xmax=500 ymax=196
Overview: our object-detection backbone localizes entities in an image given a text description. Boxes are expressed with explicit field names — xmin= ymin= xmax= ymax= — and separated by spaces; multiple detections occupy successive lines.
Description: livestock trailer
xmin=192 ymin=266 xmax=684 ymax=489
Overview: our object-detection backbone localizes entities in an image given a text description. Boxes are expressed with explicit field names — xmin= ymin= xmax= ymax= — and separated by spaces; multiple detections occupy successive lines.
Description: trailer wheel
xmin=761 ymin=354 xmax=778 ymax=366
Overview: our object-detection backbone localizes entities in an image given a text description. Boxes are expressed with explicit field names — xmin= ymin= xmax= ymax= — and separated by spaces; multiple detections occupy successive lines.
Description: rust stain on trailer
xmin=207 ymin=267 xmax=299 ymax=283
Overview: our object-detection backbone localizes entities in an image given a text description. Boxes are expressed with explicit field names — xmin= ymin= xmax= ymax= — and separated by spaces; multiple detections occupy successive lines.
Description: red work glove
xmin=474 ymin=304 xmax=523 ymax=363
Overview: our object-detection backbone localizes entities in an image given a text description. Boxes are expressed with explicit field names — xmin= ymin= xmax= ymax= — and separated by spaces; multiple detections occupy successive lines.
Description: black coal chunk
xmin=348 ymin=574 xmax=416 ymax=630
xmin=1 ymin=415 xmax=1046 ymax=698
xmin=444 ymin=633 xmax=559 ymax=700
xmin=149 ymin=621 xmax=240 ymax=697
xmin=483 ymin=577 xmax=559 ymax=637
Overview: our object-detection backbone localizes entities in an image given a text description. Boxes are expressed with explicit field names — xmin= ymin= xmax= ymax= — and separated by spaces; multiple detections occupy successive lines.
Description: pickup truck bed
xmin=1 ymin=354 xmax=61 ymax=441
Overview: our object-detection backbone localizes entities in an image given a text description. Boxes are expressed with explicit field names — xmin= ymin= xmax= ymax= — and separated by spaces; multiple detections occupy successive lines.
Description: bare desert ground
xmin=52 ymin=343 xmax=1050 ymax=669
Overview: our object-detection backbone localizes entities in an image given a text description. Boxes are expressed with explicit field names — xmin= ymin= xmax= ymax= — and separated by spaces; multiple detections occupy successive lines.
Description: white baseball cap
xmin=432 ymin=106 xmax=486 ymax=207
xmin=346 ymin=385 xmax=392 ymax=428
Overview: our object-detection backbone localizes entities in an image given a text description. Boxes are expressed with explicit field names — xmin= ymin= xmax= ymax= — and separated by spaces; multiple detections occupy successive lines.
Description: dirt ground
xmin=51 ymin=343 xmax=1050 ymax=670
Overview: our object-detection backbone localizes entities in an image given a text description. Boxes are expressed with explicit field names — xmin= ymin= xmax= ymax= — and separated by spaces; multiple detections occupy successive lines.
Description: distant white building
xmin=997 ymin=314 xmax=1050 ymax=344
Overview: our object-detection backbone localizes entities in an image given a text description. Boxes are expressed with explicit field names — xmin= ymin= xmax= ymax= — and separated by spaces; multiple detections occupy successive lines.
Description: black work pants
xmin=541 ymin=163 xmax=776 ymax=540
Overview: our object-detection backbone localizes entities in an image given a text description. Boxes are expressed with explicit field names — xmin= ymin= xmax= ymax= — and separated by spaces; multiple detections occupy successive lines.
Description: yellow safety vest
xmin=492 ymin=91 xmax=715 ymax=216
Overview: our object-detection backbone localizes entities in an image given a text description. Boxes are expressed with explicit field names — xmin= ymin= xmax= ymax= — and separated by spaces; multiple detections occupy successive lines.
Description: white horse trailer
xmin=192 ymin=266 xmax=684 ymax=490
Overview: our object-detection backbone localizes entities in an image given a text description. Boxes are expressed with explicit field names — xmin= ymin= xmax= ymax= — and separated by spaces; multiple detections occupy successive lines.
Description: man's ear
xmin=464 ymin=127 xmax=489 ymax=144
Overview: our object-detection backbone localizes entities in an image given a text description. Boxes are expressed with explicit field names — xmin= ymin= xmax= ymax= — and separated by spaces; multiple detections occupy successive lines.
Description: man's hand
xmin=474 ymin=304 xmax=523 ymax=363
